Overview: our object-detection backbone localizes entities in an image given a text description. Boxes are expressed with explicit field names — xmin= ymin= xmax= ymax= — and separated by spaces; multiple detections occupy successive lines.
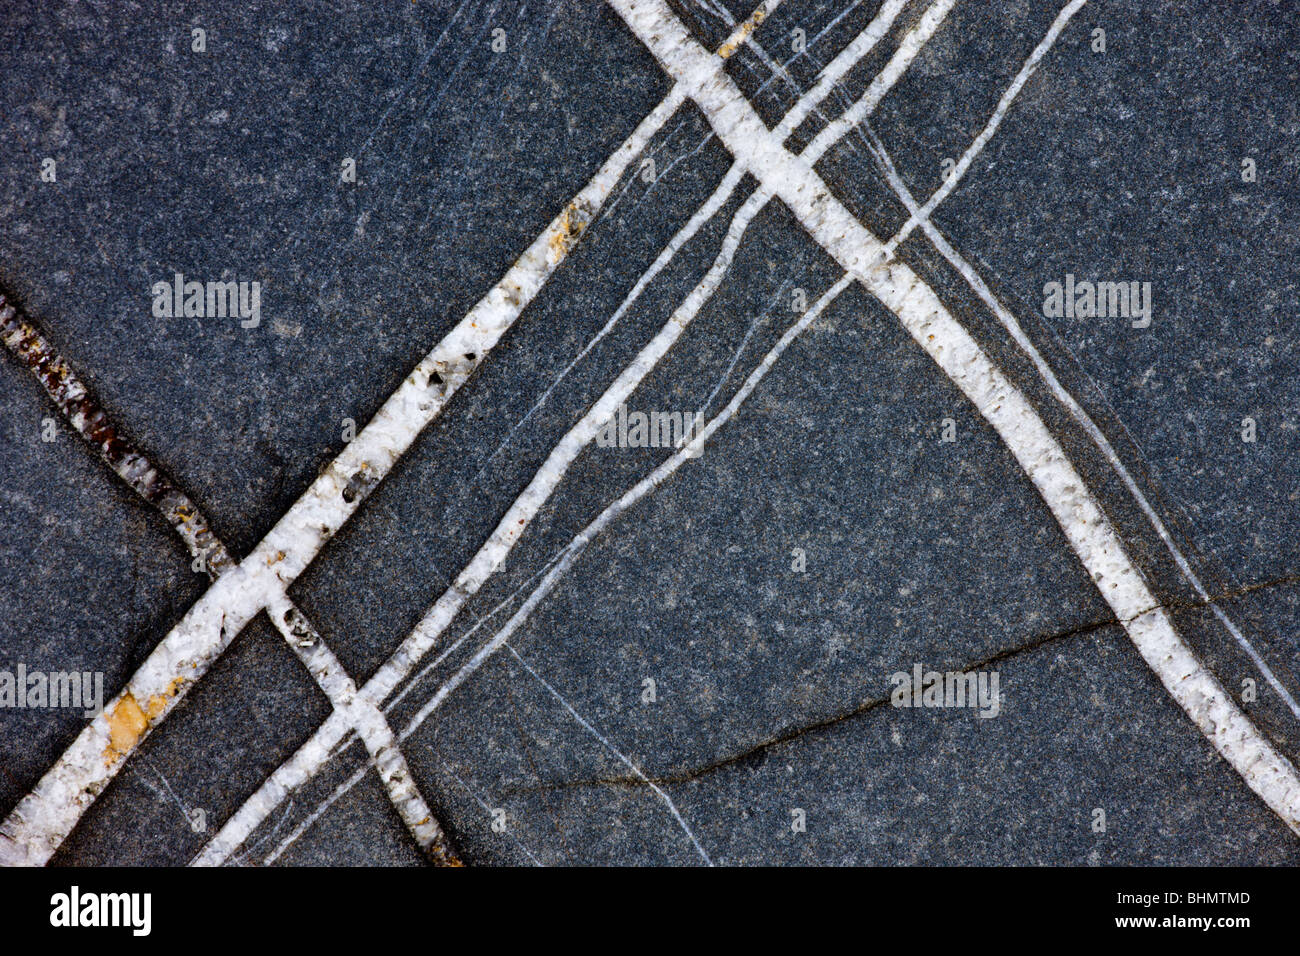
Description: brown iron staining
xmin=0 ymin=289 xmax=233 ymax=578
xmin=546 ymin=199 xmax=593 ymax=266
xmin=427 ymin=840 xmax=465 ymax=867
xmin=2 ymin=289 xmax=469 ymax=864
xmin=103 ymin=678 xmax=187 ymax=765
xmin=716 ymin=4 xmax=768 ymax=59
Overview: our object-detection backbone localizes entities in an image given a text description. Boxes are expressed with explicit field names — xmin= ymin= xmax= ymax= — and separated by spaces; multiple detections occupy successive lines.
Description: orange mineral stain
xmin=102 ymin=678 xmax=187 ymax=765
xmin=547 ymin=203 xmax=588 ymax=265
xmin=716 ymin=7 xmax=766 ymax=59
xmin=104 ymin=693 xmax=149 ymax=764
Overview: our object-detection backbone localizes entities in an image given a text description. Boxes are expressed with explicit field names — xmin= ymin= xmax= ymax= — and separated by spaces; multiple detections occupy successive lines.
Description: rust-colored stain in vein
xmin=716 ymin=6 xmax=767 ymax=60
xmin=547 ymin=201 xmax=591 ymax=265
xmin=103 ymin=678 xmax=187 ymax=765
xmin=0 ymin=289 xmax=233 ymax=576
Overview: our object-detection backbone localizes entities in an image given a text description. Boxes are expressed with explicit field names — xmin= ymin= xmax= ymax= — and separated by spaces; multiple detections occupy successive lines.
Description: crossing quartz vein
xmin=0 ymin=68 xmax=691 ymax=867
xmin=853 ymin=0 xmax=1300 ymax=724
xmin=271 ymin=0 xmax=1300 ymax=849
xmin=504 ymin=644 xmax=712 ymax=865
xmin=0 ymin=1 xmax=786 ymax=868
xmin=476 ymin=0 xmax=911 ymax=482
xmin=605 ymin=0 xmax=1300 ymax=835
xmin=253 ymin=272 xmax=852 ymax=860
xmin=0 ymin=293 xmax=459 ymax=865
xmin=193 ymin=0 xmax=946 ymax=865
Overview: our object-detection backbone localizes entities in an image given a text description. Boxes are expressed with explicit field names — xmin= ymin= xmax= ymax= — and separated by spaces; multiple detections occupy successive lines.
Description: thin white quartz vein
xmin=218 ymin=0 xmax=1296 ymax=860
xmin=260 ymin=275 xmax=854 ymax=865
xmin=436 ymin=762 xmax=545 ymax=867
xmin=192 ymin=0 xmax=948 ymax=866
xmin=855 ymin=22 xmax=1300 ymax=721
xmin=0 ymin=309 xmax=451 ymax=862
xmin=604 ymin=0 xmax=1300 ymax=834
xmin=0 ymin=79 xmax=687 ymax=868
xmin=260 ymin=577 xmax=532 ymax=866
xmin=802 ymin=0 xmax=957 ymax=165
xmin=263 ymin=0 xmax=1300 ymax=855
xmin=1 ymin=4 xmax=791 ymax=867
xmin=193 ymin=179 xmax=773 ymax=866
xmin=476 ymin=0 xmax=911 ymax=479
xmin=263 ymin=592 xmax=456 ymax=861
xmin=886 ymin=0 xmax=1085 ymax=252
xmin=505 ymin=644 xmax=713 ymax=865
xmin=394 ymin=276 xmax=857 ymax=775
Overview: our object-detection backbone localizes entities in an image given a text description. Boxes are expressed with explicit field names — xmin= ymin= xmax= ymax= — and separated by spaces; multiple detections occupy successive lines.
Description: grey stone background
xmin=1 ymin=0 xmax=1297 ymax=864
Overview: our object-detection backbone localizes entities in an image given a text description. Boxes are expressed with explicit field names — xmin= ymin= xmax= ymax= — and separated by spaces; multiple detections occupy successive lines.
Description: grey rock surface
xmin=0 ymin=0 xmax=1296 ymax=865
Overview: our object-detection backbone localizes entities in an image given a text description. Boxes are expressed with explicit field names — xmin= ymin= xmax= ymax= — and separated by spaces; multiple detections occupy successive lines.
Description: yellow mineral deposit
xmin=102 ymin=678 xmax=187 ymax=765
xmin=716 ymin=7 xmax=766 ymax=60
xmin=547 ymin=202 xmax=588 ymax=266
